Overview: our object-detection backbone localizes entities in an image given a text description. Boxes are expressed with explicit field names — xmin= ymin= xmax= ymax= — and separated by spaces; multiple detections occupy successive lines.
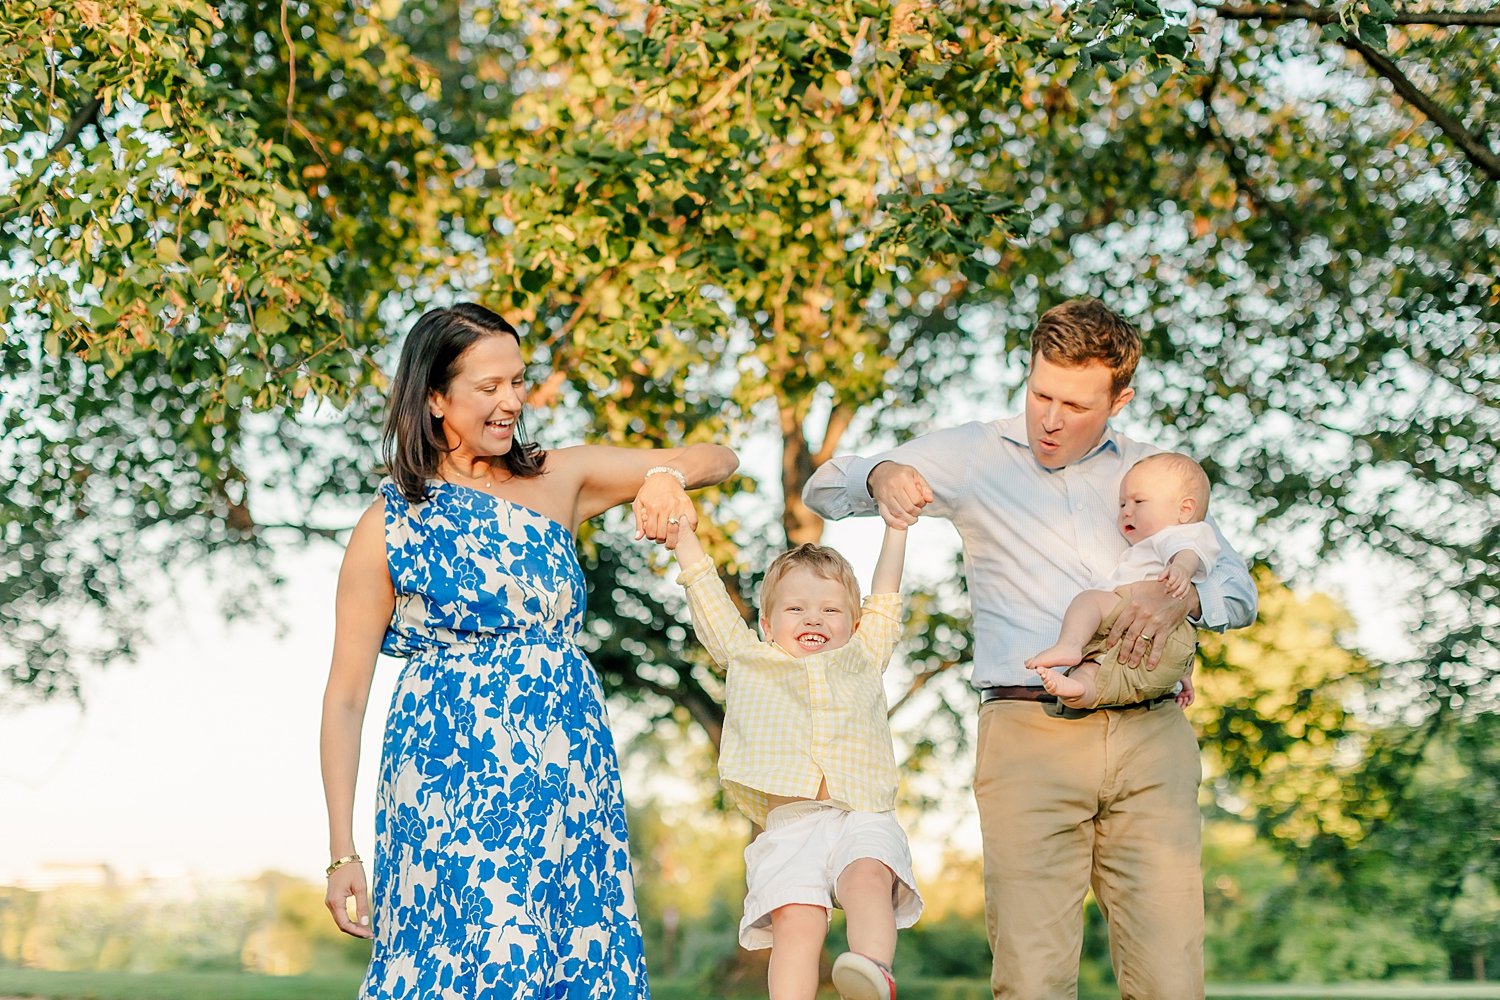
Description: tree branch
xmin=1342 ymin=34 xmax=1500 ymax=182
xmin=46 ymin=97 xmax=103 ymax=157
xmin=258 ymin=521 xmax=348 ymax=542
xmin=1194 ymin=46 xmax=1301 ymax=242
xmin=887 ymin=659 xmax=959 ymax=719
xmin=778 ymin=398 xmax=824 ymax=546
xmin=1210 ymin=3 xmax=1500 ymax=27
xmin=812 ymin=401 xmax=856 ymax=468
xmin=631 ymin=668 xmax=725 ymax=752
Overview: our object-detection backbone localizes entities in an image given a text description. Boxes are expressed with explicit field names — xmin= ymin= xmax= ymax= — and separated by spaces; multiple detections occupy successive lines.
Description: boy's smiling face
xmin=760 ymin=567 xmax=858 ymax=658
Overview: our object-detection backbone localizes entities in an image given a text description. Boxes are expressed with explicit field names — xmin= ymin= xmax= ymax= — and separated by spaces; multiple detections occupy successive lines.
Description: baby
xmin=666 ymin=518 xmax=922 ymax=1000
xmin=1026 ymin=451 xmax=1221 ymax=710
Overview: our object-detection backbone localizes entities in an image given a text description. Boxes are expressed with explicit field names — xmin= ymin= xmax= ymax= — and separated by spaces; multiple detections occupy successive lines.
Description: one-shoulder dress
xmin=361 ymin=480 xmax=650 ymax=999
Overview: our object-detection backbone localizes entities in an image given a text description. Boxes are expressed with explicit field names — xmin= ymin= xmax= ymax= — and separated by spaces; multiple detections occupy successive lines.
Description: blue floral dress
xmin=361 ymin=480 xmax=650 ymax=999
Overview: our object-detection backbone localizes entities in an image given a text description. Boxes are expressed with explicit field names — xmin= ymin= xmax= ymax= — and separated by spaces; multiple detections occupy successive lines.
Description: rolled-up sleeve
xmin=803 ymin=423 xmax=984 ymax=522
xmin=1194 ymin=517 xmax=1257 ymax=631
xmin=853 ymin=593 xmax=905 ymax=672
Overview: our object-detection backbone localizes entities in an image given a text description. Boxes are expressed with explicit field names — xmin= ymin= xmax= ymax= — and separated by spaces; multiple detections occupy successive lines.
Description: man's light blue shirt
xmin=802 ymin=415 xmax=1258 ymax=689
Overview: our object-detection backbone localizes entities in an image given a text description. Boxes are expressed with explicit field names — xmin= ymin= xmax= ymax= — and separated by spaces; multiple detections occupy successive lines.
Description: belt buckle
xmin=1045 ymin=699 xmax=1095 ymax=720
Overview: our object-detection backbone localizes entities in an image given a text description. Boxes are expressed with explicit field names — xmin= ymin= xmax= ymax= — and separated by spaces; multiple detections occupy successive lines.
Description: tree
xmin=1 ymin=0 xmax=1192 ymax=701
xmin=2 ymin=1 xmax=1494 ymax=836
xmin=934 ymin=0 xmax=1499 ymax=802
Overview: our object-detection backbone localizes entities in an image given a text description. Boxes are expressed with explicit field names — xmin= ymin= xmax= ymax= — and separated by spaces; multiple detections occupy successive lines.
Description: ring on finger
xmin=1140 ymin=633 xmax=1153 ymax=641
xmin=667 ymin=517 xmax=679 ymax=525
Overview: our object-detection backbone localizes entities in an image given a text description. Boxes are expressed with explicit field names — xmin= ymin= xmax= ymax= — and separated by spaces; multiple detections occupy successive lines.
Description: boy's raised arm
xmin=671 ymin=521 xmax=759 ymax=666
xmin=673 ymin=519 xmax=708 ymax=567
xmin=871 ymin=523 xmax=908 ymax=595
xmin=857 ymin=524 xmax=908 ymax=670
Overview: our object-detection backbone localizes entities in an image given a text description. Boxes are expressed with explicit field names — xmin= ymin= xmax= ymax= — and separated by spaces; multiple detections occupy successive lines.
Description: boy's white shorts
xmin=739 ymin=799 xmax=924 ymax=950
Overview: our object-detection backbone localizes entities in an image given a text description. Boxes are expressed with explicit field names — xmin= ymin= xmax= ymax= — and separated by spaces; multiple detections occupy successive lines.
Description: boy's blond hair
xmin=1132 ymin=452 xmax=1211 ymax=520
xmin=757 ymin=543 xmax=862 ymax=621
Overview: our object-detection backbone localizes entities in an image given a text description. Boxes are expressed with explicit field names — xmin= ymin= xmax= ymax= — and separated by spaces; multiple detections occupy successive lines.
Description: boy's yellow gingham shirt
xmin=677 ymin=557 xmax=904 ymax=826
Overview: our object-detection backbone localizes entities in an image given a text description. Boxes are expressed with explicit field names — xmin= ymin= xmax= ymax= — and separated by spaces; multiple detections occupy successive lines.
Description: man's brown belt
xmin=978 ymin=685 xmax=1175 ymax=719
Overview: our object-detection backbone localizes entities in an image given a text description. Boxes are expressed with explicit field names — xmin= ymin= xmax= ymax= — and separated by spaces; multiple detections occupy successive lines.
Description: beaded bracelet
xmin=325 ymin=853 xmax=363 ymax=877
xmin=643 ymin=465 xmax=688 ymax=490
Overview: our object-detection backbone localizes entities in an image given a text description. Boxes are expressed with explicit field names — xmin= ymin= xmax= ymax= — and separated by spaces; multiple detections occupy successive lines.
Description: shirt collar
xmin=997 ymin=414 xmax=1121 ymax=470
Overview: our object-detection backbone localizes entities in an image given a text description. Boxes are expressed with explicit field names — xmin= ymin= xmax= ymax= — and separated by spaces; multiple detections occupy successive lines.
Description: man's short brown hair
xmin=1029 ymin=298 xmax=1142 ymax=396
xmin=758 ymin=543 xmax=862 ymax=623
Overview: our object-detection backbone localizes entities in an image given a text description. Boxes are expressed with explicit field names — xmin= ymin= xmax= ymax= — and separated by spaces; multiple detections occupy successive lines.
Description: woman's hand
xmin=633 ymin=471 xmax=697 ymax=549
xmin=325 ymin=860 xmax=373 ymax=939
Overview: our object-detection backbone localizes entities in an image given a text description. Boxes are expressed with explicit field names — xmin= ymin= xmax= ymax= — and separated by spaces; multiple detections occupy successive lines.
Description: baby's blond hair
xmin=758 ymin=543 xmax=862 ymax=621
xmin=1130 ymin=452 xmax=1211 ymax=520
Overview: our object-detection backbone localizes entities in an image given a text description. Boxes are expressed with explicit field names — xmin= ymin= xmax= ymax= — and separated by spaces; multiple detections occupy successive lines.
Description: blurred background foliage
xmin=2 ymin=0 xmax=1496 ymax=989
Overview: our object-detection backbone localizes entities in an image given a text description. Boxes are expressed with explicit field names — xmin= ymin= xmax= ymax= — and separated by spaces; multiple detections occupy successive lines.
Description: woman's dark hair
xmin=383 ymin=303 xmax=546 ymax=502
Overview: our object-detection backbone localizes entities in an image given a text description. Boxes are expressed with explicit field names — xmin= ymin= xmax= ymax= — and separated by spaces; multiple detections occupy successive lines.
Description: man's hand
xmin=1105 ymin=579 xmax=1199 ymax=669
xmin=867 ymin=461 xmax=933 ymax=529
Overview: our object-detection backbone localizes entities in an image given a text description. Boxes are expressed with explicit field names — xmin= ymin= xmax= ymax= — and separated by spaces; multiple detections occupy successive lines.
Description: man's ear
xmin=1108 ymin=386 xmax=1135 ymax=416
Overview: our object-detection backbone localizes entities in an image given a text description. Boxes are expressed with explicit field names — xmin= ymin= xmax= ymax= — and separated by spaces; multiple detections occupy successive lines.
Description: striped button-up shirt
xmin=802 ymin=415 xmax=1258 ymax=689
xmin=677 ymin=558 xmax=904 ymax=826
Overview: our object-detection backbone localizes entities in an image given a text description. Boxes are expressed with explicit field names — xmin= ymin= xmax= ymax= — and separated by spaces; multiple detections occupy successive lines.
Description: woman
xmin=320 ymin=302 xmax=737 ymax=998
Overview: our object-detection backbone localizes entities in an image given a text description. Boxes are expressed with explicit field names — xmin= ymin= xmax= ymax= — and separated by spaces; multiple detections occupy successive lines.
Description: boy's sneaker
xmin=831 ymin=951 xmax=896 ymax=1000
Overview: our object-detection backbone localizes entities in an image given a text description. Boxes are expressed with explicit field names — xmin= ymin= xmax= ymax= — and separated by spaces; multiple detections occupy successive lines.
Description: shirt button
xmin=1075 ymin=504 xmax=1084 ymax=511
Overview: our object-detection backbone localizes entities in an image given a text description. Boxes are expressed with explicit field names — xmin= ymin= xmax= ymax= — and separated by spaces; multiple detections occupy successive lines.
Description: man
xmin=802 ymin=298 xmax=1257 ymax=999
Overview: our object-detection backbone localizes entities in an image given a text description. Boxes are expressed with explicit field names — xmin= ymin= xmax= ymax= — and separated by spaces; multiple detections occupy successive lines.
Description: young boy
xmin=1025 ymin=451 xmax=1221 ymax=710
xmin=668 ymin=517 xmax=923 ymax=1000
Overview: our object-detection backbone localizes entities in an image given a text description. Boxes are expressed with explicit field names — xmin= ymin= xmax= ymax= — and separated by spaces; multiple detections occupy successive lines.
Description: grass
xmin=0 ymin=969 xmax=360 ymax=1000
xmin=1 ymin=969 xmax=1496 ymax=1000
xmin=1207 ymin=987 xmax=1500 ymax=999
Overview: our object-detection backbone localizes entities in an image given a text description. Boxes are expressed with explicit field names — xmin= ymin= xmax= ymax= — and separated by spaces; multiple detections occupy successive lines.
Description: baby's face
xmin=1117 ymin=465 xmax=1188 ymax=543
xmin=760 ymin=567 xmax=857 ymax=658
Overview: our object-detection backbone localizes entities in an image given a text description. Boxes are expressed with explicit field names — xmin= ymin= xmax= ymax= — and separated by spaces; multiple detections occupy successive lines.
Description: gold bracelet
xmin=325 ymin=854 xmax=363 ymax=877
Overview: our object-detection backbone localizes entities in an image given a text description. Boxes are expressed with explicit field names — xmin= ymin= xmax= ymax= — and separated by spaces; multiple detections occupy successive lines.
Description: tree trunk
xmin=779 ymin=402 xmax=825 ymax=546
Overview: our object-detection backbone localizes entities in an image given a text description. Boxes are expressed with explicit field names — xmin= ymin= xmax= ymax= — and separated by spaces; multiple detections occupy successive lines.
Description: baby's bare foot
xmin=1033 ymin=665 xmax=1088 ymax=700
xmin=1025 ymin=643 xmax=1083 ymax=671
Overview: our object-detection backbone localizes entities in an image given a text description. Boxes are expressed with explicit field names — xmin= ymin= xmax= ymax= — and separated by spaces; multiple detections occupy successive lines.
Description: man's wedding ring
xmin=667 ymin=517 xmax=679 ymax=525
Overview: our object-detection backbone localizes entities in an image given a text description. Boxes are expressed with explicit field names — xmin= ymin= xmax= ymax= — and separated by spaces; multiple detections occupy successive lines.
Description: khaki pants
xmin=974 ymin=699 xmax=1204 ymax=999
xmin=1083 ymin=596 xmax=1196 ymax=708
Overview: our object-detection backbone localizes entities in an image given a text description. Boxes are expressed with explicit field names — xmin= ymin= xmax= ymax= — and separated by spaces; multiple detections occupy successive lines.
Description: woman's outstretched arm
xmin=558 ymin=442 xmax=739 ymax=545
